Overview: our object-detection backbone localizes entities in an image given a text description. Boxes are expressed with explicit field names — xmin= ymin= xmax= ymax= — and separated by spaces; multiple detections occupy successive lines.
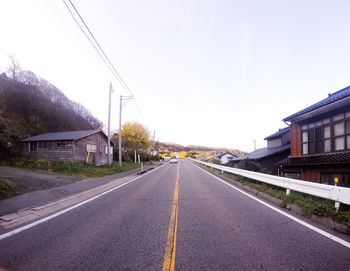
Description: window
xmin=302 ymin=131 xmax=308 ymax=154
xmin=105 ymin=146 xmax=113 ymax=155
xmin=332 ymin=113 xmax=350 ymax=151
xmin=37 ymin=141 xmax=48 ymax=150
xmin=57 ymin=141 xmax=66 ymax=150
xmin=30 ymin=142 xmax=37 ymax=152
xmin=301 ymin=111 xmax=350 ymax=154
xmin=284 ymin=173 xmax=300 ymax=180
xmin=48 ymin=142 xmax=54 ymax=150
xmin=302 ymin=121 xmax=329 ymax=154
xmin=324 ymin=126 xmax=330 ymax=152
xmin=87 ymin=143 xmax=97 ymax=153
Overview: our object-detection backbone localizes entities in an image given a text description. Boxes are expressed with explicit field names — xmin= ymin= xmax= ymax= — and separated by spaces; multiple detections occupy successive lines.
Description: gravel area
xmin=0 ymin=166 xmax=82 ymax=193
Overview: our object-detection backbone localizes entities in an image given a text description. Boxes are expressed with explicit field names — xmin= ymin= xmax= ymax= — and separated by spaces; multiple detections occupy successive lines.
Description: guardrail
xmin=190 ymin=159 xmax=350 ymax=208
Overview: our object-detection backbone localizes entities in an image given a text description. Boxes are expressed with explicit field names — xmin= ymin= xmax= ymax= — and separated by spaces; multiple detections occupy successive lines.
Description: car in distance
xmin=169 ymin=156 xmax=178 ymax=163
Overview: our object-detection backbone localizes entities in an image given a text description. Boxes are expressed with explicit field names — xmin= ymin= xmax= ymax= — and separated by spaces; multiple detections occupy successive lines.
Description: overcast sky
xmin=1 ymin=0 xmax=350 ymax=152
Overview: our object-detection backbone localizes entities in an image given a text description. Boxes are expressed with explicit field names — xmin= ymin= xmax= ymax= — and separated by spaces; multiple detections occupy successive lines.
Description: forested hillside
xmin=154 ymin=141 xmax=245 ymax=158
xmin=0 ymin=71 xmax=102 ymax=159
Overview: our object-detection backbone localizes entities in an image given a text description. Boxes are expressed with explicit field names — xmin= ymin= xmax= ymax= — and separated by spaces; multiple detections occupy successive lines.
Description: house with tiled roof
xmin=228 ymin=127 xmax=290 ymax=174
xmin=21 ymin=130 xmax=114 ymax=165
xmin=278 ymin=86 xmax=350 ymax=187
xmin=217 ymin=152 xmax=238 ymax=165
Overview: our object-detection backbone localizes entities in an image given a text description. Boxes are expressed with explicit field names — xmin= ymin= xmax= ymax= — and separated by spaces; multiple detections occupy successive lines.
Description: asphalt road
xmin=0 ymin=159 xmax=349 ymax=270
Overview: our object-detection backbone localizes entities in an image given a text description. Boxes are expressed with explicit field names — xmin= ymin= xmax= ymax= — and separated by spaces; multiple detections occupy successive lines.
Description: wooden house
xmin=21 ymin=130 xmax=114 ymax=166
xmin=228 ymin=127 xmax=290 ymax=174
xmin=278 ymin=86 xmax=350 ymax=187
xmin=217 ymin=152 xmax=238 ymax=165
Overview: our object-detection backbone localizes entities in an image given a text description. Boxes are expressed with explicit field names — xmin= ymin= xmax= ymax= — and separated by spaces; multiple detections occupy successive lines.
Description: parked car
xmin=170 ymin=156 xmax=178 ymax=163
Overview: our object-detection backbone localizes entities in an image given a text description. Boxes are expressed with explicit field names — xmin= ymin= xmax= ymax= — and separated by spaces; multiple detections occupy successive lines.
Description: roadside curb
xmin=200 ymin=165 xmax=350 ymax=236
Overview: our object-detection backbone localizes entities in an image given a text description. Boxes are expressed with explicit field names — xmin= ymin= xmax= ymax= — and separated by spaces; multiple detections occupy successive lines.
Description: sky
xmin=1 ymin=0 xmax=350 ymax=152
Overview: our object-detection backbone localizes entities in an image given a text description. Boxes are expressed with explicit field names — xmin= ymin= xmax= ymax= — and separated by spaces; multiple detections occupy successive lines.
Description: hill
xmin=0 ymin=71 xmax=102 ymax=159
xmin=154 ymin=141 xmax=245 ymax=159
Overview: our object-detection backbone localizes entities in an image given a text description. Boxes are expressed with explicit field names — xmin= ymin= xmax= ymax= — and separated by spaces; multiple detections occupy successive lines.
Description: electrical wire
xmin=62 ymin=0 xmax=133 ymax=96
xmin=62 ymin=0 xmax=147 ymax=123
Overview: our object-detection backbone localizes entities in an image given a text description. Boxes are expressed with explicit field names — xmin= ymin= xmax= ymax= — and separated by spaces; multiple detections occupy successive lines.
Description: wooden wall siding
xmin=21 ymin=131 xmax=113 ymax=165
xmin=300 ymin=168 xmax=320 ymax=183
xmin=290 ymin=123 xmax=301 ymax=157
xmin=285 ymin=166 xmax=350 ymax=184
xmin=73 ymin=132 xmax=112 ymax=166
xmin=22 ymin=141 xmax=74 ymax=160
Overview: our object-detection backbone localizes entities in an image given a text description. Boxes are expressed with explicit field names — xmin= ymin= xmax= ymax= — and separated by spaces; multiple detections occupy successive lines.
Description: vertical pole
xmin=119 ymin=95 xmax=122 ymax=168
xmin=135 ymin=150 xmax=137 ymax=163
xmin=334 ymin=178 xmax=339 ymax=211
xmin=335 ymin=201 xmax=340 ymax=211
xmin=138 ymin=154 xmax=140 ymax=164
xmin=107 ymin=83 xmax=112 ymax=165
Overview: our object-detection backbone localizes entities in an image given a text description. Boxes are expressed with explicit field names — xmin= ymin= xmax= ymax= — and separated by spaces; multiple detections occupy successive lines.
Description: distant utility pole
xmin=153 ymin=130 xmax=155 ymax=142
xmin=118 ymin=95 xmax=133 ymax=168
xmin=254 ymin=139 xmax=256 ymax=151
xmin=107 ymin=83 xmax=113 ymax=165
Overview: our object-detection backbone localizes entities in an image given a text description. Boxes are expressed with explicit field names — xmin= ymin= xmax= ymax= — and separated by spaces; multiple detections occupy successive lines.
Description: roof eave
xmin=283 ymin=95 xmax=350 ymax=123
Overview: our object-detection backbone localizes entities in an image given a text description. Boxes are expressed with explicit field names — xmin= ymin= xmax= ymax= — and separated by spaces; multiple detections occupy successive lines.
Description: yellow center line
xmin=162 ymin=162 xmax=180 ymax=271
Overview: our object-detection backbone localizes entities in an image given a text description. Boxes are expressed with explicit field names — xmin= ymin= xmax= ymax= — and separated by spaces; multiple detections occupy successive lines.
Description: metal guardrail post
xmin=335 ymin=201 xmax=340 ymax=211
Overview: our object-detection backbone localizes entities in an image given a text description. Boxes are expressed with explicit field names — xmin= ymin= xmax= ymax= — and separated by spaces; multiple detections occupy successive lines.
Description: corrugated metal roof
xmin=232 ymin=144 xmax=290 ymax=161
xmin=264 ymin=127 xmax=290 ymax=140
xmin=22 ymin=130 xmax=101 ymax=142
xmin=283 ymin=86 xmax=350 ymax=122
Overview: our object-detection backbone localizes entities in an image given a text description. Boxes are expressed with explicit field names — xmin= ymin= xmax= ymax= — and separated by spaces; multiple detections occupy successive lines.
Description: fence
xmin=190 ymin=159 xmax=350 ymax=208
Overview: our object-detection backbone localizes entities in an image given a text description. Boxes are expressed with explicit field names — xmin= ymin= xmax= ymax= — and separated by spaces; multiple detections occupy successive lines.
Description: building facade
xmin=21 ymin=130 xmax=114 ymax=166
xmin=228 ymin=127 xmax=290 ymax=174
xmin=218 ymin=152 xmax=237 ymax=164
xmin=278 ymin=86 xmax=350 ymax=187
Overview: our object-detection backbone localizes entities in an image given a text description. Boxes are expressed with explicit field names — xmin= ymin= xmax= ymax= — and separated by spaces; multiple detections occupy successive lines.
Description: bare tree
xmin=7 ymin=55 xmax=21 ymax=80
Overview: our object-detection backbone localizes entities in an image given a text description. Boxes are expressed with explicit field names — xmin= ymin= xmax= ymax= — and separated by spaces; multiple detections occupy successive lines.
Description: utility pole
xmin=118 ymin=95 xmax=133 ymax=168
xmin=254 ymin=139 xmax=256 ymax=151
xmin=107 ymin=83 xmax=112 ymax=165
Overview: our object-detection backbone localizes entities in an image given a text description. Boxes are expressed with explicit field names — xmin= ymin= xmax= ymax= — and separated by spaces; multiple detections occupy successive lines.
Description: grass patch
xmin=1 ymin=158 xmax=146 ymax=179
xmin=0 ymin=177 xmax=23 ymax=200
xmin=203 ymin=166 xmax=350 ymax=223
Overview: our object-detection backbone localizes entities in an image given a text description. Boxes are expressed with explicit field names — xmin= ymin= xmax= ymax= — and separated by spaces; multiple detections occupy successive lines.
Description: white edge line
xmin=192 ymin=162 xmax=350 ymax=249
xmin=0 ymin=163 xmax=166 ymax=241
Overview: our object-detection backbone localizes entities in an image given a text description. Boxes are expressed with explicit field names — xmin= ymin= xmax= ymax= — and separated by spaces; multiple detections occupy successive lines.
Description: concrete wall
xmin=267 ymin=138 xmax=282 ymax=148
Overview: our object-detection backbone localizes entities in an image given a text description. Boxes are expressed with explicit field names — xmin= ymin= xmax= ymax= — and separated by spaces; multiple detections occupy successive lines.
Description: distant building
xmin=278 ymin=86 xmax=350 ymax=187
xmin=228 ymin=127 xmax=290 ymax=174
xmin=21 ymin=130 xmax=114 ymax=166
xmin=217 ymin=152 xmax=238 ymax=165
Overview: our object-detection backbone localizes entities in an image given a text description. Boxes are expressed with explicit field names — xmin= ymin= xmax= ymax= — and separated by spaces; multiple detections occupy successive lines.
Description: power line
xmin=62 ymin=0 xmax=147 ymax=123
xmin=62 ymin=0 xmax=133 ymax=96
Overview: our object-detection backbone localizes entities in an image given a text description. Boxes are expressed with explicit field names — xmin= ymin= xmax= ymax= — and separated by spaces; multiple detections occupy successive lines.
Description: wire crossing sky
xmin=1 ymin=0 xmax=350 ymax=152
xmin=62 ymin=0 xmax=131 ymax=93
